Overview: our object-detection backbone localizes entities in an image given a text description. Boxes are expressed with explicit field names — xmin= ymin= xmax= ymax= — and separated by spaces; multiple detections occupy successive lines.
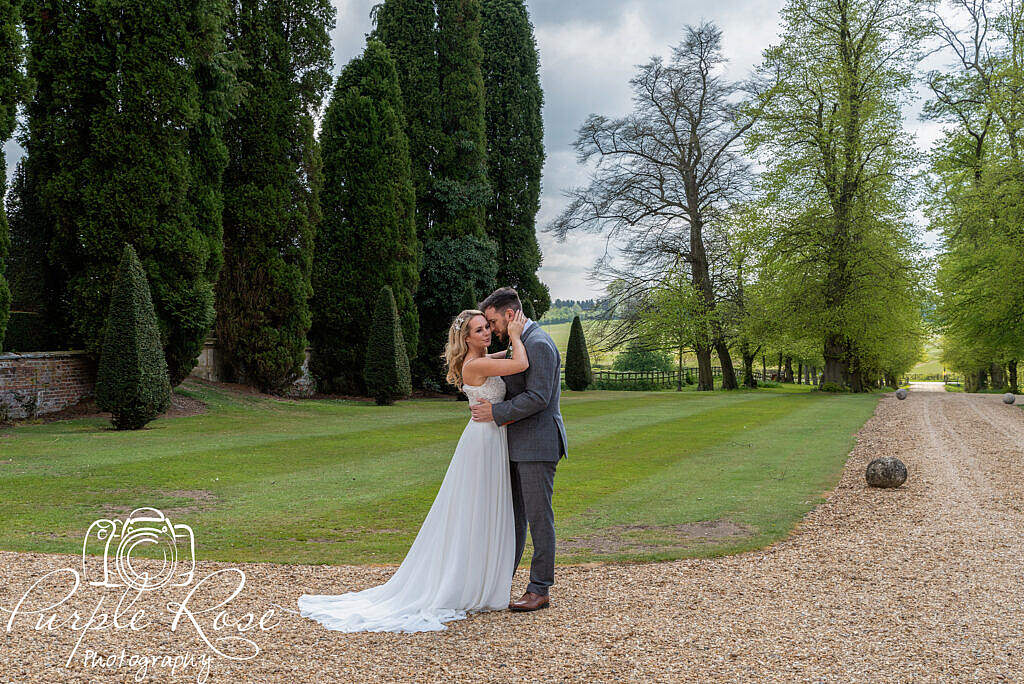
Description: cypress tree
xmin=363 ymin=286 xmax=412 ymax=405
xmin=460 ymin=282 xmax=477 ymax=311
xmin=410 ymin=0 xmax=496 ymax=386
xmin=13 ymin=5 xmax=74 ymax=346
xmin=521 ymin=296 xmax=535 ymax=321
xmin=21 ymin=0 xmax=235 ymax=383
xmin=565 ymin=315 xmax=592 ymax=391
xmin=311 ymin=39 xmax=418 ymax=394
xmin=0 ymin=0 xmax=27 ymax=352
xmin=370 ymin=0 xmax=440 ymax=237
xmin=433 ymin=0 xmax=490 ymax=239
xmin=414 ymin=235 xmax=496 ymax=384
xmin=480 ymin=0 xmax=549 ymax=317
xmin=95 ymin=245 xmax=171 ymax=430
xmin=217 ymin=0 xmax=334 ymax=392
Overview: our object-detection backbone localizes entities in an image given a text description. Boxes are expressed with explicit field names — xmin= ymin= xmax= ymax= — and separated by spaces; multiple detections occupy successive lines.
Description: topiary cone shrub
xmin=95 ymin=245 xmax=171 ymax=430
xmin=363 ymin=286 xmax=413 ymax=405
xmin=565 ymin=315 xmax=592 ymax=391
xmin=521 ymin=296 xmax=536 ymax=320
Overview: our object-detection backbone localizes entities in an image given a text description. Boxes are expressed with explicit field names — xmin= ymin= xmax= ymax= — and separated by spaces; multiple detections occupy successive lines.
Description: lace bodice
xmin=463 ymin=375 xmax=506 ymax=405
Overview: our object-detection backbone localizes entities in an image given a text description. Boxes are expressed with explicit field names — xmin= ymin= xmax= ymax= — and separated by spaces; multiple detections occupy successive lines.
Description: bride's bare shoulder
xmin=461 ymin=358 xmax=484 ymax=386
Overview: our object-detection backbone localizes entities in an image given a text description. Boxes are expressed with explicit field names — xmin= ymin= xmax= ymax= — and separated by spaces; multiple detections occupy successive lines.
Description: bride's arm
xmin=463 ymin=333 xmax=529 ymax=379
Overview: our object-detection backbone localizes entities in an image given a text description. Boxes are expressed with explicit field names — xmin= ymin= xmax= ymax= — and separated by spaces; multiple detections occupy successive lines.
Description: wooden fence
xmin=559 ymin=367 xmax=787 ymax=388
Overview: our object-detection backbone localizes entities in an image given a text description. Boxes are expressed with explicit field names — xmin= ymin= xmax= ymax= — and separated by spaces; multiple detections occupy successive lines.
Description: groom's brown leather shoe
xmin=509 ymin=591 xmax=549 ymax=612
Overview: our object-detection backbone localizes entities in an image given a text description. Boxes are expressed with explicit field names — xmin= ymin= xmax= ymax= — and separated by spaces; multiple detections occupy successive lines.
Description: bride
xmin=297 ymin=308 xmax=530 ymax=632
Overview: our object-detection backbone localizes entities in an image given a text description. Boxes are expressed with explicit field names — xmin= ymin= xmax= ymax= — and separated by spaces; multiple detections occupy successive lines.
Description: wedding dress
xmin=297 ymin=375 xmax=515 ymax=632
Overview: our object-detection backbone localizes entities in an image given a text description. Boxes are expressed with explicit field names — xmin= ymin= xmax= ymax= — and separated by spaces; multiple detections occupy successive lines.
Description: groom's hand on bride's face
xmin=470 ymin=400 xmax=493 ymax=423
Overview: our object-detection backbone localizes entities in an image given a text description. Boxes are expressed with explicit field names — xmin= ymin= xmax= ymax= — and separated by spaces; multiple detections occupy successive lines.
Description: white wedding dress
xmin=297 ymin=375 xmax=515 ymax=632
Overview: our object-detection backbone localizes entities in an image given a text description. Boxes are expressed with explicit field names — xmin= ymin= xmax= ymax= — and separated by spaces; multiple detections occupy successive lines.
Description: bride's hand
xmin=507 ymin=310 xmax=527 ymax=339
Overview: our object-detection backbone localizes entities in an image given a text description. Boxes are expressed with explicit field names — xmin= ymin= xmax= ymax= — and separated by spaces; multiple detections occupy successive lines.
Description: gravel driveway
xmin=2 ymin=389 xmax=1023 ymax=682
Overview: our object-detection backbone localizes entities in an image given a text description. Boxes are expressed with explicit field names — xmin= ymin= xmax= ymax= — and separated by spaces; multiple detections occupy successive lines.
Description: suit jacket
xmin=491 ymin=323 xmax=568 ymax=462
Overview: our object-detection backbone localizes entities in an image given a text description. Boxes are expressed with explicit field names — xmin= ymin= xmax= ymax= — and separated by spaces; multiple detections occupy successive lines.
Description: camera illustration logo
xmin=82 ymin=507 xmax=196 ymax=591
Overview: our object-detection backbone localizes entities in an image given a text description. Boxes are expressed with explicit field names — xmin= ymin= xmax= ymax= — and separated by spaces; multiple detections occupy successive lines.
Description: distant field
xmin=540 ymin=320 xmax=700 ymax=368
xmin=908 ymin=340 xmax=945 ymax=378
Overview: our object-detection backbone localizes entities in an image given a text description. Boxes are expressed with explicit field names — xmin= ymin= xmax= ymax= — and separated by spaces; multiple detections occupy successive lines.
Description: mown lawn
xmin=0 ymin=381 xmax=878 ymax=565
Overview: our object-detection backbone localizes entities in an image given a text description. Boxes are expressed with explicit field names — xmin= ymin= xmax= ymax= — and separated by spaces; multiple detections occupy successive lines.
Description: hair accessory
xmin=451 ymin=315 xmax=466 ymax=331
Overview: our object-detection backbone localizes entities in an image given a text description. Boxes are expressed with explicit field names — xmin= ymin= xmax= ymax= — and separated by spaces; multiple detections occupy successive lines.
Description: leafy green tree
xmin=750 ymin=0 xmax=926 ymax=390
xmin=95 ymin=245 xmax=171 ymax=430
xmin=612 ymin=341 xmax=673 ymax=373
xmin=311 ymin=39 xmax=418 ymax=394
xmin=363 ymin=286 xmax=413 ymax=405
xmin=21 ymin=0 xmax=235 ymax=383
xmin=638 ymin=271 xmax=712 ymax=391
xmin=480 ymin=0 xmax=548 ymax=317
xmin=922 ymin=0 xmax=1024 ymax=387
xmin=217 ymin=0 xmax=334 ymax=392
xmin=565 ymin=315 xmax=593 ymax=391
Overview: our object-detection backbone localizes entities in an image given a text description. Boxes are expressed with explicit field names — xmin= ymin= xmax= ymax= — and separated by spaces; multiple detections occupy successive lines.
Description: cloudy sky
xmin=4 ymin=0 xmax=944 ymax=301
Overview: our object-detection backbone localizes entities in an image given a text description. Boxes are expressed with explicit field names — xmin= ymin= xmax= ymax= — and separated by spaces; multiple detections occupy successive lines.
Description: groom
xmin=472 ymin=287 xmax=567 ymax=612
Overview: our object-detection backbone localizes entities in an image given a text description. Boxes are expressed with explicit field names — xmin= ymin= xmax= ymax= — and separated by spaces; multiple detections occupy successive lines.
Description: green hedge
xmin=3 ymin=312 xmax=59 ymax=352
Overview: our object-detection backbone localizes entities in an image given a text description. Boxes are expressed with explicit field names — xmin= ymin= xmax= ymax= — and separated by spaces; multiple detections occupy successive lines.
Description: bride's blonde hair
xmin=443 ymin=309 xmax=484 ymax=388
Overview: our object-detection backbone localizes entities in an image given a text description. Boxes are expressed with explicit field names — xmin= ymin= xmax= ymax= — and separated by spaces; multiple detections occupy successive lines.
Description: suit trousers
xmin=510 ymin=459 xmax=558 ymax=596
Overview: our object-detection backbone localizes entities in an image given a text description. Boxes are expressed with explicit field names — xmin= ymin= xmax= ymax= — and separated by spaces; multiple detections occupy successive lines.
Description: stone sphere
xmin=866 ymin=457 xmax=907 ymax=488
xmin=895 ymin=388 xmax=908 ymax=400
xmin=1004 ymin=393 xmax=1016 ymax=405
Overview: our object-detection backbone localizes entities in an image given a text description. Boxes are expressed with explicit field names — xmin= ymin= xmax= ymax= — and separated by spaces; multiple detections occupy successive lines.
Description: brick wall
xmin=0 ymin=340 xmax=316 ymax=422
xmin=0 ymin=351 xmax=96 ymax=419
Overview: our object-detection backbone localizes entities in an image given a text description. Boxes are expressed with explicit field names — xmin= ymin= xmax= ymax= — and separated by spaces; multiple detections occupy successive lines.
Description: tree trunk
xmin=822 ymin=335 xmax=848 ymax=386
xmin=811 ymin=366 xmax=818 ymax=385
xmin=695 ymin=344 xmax=714 ymax=391
xmin=1010 ymin=360 xmax=1019 ymax=394
xmin=676 ymin=346 xmax=684 ymax=391
xmin=797 ymin=362 xmax=804 ymax=384
xmin=761 ymin=354 xmax=767 ymax=381
xmin=978 ymin=368 xmax=988 ymax=391
xmin=742 ymin=344 xmax=757 ymax=388
xmin=850 ymin=370 xmax=865 ymax=393
xmin=716 ymin=340 xmax=738 ymax=389
xmin=990 ymin=362 xmax=1005 ymax=389
xmin=783 ymin=356 xmax=794 ymax=383
xmin=776 ymin=353 xmax=783 ymax=381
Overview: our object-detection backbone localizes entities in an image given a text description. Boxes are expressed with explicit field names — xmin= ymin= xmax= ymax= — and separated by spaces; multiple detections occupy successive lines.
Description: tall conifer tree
xmin=480 ymin=0 xmax=549 ymax=317
xmin=433 ymin=0 xmax=489 ymax=239
xmin=417 ymin=0 xmax=495 ymax=384
xmin=217 ymin=0 xmax=334 ymax=392
xmin=311 ymin=40 xmax=419 ymax=394
xmin=0 ymin=0 xmax=28 ymax=351
xmin=370 ymin=0 xmax=440 ymax=237
xmin=20 ymin=0 xmax=235 ymax=383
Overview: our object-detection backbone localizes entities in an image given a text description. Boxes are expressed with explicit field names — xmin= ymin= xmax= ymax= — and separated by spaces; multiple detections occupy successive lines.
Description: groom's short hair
xmin=479 ymin=287 xmax=522 ymax=314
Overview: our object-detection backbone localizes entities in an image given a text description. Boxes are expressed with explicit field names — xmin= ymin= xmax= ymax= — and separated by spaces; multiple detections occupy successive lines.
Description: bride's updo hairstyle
xmin=443 ymin=309 xmax=484 ymax=388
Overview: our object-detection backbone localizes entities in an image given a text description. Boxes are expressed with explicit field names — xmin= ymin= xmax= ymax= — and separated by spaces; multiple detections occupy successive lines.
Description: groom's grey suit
xmin=491 ymin=321 xmax=567 ymax=596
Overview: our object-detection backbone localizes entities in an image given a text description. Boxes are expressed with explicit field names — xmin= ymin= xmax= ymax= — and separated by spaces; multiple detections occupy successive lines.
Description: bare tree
xmin=547 ymin=22 xmax=768 ymax=390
